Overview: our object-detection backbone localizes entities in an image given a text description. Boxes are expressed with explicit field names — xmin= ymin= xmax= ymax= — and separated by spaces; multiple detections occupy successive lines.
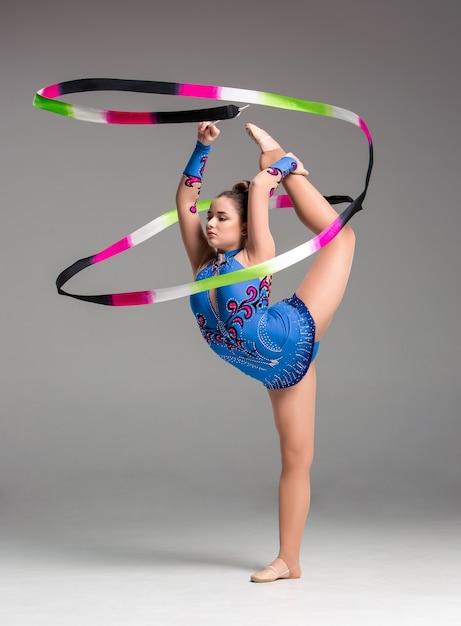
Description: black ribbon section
xmin=58 ymin=78 xmax=182 ymax=96
xmin=324 ymin=195 xmax=353 ymax=205
xmin=155 ymin=105 xmax=240 ymax=124
xmin=56 ymin=257 xmax=111 ymax=305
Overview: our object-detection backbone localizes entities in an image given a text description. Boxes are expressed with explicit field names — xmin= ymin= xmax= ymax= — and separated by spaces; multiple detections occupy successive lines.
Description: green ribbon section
xmin=161 ymin=198 xmax=213 ymax=228
xmin=258 ymin=91 xmax=333 ymax=117
xmin=33 ymin=93 xmax=73 ymax=118
xmin=190 ymin=260 xmax=274 ymax=294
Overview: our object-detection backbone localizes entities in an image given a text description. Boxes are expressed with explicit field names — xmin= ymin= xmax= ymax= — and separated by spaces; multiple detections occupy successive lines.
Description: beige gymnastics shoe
xmin=245 ymin=123 xmax=283 ymax=153
xmin=250 ymin=557 xmax=298 ymax=583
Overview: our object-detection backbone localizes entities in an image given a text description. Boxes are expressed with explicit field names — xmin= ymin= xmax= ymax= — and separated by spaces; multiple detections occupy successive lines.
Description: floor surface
xmin=1 ymin=484 xmax=459 ymax=625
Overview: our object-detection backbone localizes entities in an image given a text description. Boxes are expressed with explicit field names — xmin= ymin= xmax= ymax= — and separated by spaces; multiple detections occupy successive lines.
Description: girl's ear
xmin=241 ymin=223 xmax=248 ymax=236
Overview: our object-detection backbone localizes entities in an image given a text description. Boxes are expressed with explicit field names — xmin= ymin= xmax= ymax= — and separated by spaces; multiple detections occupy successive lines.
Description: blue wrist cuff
xmin=268 ymin=155 xmax=298 ymax=179
xmin=183 ymin=141 xmax=212 ymax=180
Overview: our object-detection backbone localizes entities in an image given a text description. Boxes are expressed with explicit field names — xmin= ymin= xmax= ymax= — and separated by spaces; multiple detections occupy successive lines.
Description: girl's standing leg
xmin=250 ymin=366 xmax=316 ymax=582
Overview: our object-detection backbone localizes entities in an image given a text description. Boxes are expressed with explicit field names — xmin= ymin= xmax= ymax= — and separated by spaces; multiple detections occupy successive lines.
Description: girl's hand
xmin=198 ymin=121 xmax=220 ymax=146
xmin=286 ymin=152 xmax=309 ymax=176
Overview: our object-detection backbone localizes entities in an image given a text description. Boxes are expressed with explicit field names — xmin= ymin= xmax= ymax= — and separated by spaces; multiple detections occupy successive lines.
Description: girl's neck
xmin=216 ymin=247 xmax=240 ymax=257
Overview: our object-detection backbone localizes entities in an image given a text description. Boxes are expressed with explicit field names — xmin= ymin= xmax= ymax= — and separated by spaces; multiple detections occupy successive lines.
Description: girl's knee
xmin=281 ymin=444 xmax=314 ymax=473
xmin=341 ymin=224 xmax=356 ymax=250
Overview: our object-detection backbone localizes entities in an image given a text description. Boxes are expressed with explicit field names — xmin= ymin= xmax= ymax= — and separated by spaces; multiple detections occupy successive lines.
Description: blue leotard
xmin=190 ymin=250 xmax=319 ymax=390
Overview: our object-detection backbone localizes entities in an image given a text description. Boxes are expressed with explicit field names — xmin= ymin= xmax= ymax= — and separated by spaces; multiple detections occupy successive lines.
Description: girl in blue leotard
xmin=176 ymin=121 xmax=356 ymax=582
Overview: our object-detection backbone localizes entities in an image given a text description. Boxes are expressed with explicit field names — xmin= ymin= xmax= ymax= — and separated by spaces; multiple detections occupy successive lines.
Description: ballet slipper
xmin=246 ymin=123 xmax=283 ymax=153
xmin=246 ymin=124 xmax=309 ymax=176
xmin=250 ymin=557 xmax=297 ymax=583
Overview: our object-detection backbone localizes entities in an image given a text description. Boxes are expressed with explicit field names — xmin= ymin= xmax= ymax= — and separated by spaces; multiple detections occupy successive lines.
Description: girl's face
xmin=206 ymin=196 xmax=247 ymax=251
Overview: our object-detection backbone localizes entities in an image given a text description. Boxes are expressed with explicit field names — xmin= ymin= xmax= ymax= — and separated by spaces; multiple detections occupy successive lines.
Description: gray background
xmin=1 ymin=0 xmax=460 ymax=624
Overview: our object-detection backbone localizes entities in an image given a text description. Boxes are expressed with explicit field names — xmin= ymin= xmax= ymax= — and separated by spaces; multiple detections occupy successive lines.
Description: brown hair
xmin=217 ymin=180 xmax=250 ymax=223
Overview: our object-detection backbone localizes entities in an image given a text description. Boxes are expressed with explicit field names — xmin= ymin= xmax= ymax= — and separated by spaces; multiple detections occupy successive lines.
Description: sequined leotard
xmin=190 ymin=250 xmax=319 ymax=390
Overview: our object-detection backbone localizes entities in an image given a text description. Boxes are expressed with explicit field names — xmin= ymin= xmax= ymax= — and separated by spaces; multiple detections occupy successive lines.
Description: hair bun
xmin=232 ymin=180 xmax=250 ymax=194
xmin=217 ymin=180 xmax=250 ymax=222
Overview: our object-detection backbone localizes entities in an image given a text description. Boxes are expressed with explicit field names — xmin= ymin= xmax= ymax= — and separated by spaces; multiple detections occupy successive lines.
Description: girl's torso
xmin=190 ymin=250 xmax=317 ymax=389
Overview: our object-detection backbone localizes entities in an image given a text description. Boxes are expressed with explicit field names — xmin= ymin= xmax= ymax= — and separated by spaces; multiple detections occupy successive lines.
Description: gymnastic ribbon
xmin=33 ymin=78 xmax=373 ymax=306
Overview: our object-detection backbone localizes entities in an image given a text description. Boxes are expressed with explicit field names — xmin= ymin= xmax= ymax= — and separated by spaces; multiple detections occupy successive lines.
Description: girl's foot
xmin=246 ymin=124 xmax=308 ymax=175
xmin=250 ymin=557 xmax=301 ymax=583
xmin=246 ymin=123 xmax=283 ymax=153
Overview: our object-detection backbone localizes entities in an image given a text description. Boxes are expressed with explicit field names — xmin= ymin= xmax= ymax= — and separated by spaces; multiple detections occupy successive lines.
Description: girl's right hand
xmin=198 ymin=121 xmax=220 ymax=146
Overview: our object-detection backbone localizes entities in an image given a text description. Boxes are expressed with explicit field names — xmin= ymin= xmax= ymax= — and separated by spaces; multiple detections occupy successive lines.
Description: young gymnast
xmin=175 ymin=121 xmax=356 ymax=582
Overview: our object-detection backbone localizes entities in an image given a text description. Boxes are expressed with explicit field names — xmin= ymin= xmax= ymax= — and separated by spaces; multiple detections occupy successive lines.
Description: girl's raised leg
xmin=246 ymin=123 xmax=355 ymax=339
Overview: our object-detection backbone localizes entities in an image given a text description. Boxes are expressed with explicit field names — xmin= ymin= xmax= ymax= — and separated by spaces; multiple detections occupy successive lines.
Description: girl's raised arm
xmin=175 ymin=122 xmax=220 ymax=275
xmin=245 ymin=152 xmax=308 ymax=265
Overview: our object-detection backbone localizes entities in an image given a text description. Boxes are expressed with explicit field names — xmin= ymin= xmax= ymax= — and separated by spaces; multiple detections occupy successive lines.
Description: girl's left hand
xmin=286 ymin=152 xmax=309 ymax=176
xmin=198 ymin=121 xmax=220 ymax=146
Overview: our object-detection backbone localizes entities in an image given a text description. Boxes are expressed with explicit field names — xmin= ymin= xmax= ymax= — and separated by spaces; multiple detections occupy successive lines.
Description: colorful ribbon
xmin=33 ymin=78 xmax=373 ymax=306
